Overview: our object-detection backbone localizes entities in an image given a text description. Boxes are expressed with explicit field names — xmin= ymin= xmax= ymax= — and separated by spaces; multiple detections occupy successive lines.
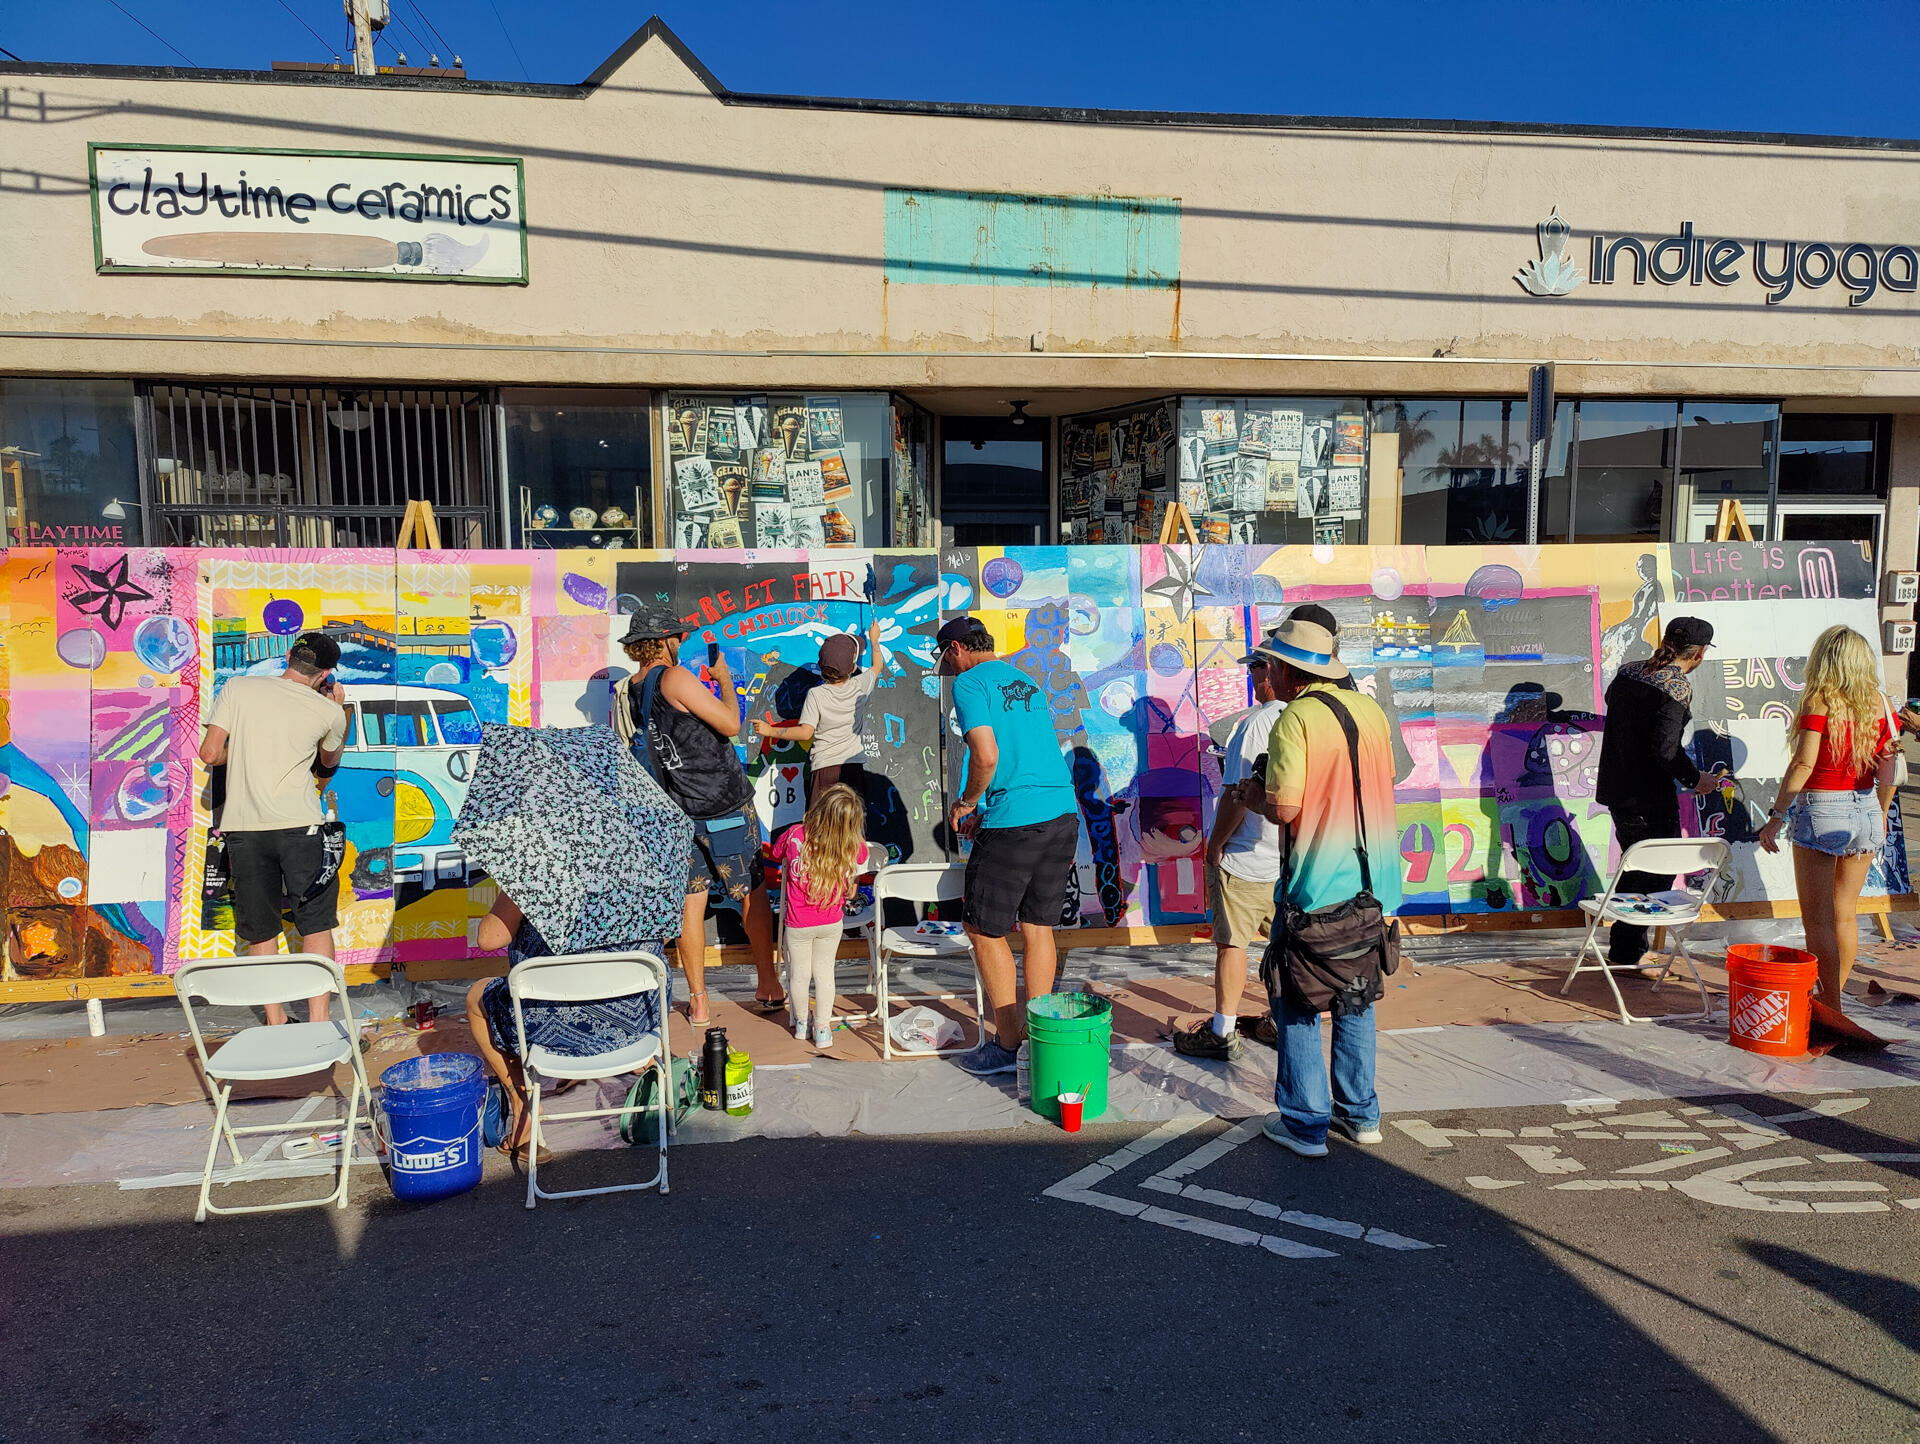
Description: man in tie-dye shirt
xmin=1244 ymin=617 xmax=1401 ymax=1159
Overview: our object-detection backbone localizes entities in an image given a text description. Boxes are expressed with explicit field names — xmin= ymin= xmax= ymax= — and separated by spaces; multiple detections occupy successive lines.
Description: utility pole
xmin=344 ymin=0 xmax=387 ymax=76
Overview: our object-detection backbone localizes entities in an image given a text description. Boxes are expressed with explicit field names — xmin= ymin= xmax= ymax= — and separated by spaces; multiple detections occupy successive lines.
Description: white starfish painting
xmin=1144 ymin=546 xmax=1212 ymax=620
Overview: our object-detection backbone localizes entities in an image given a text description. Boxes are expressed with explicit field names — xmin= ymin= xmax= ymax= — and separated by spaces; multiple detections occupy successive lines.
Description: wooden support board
xmin=396 ymin=498 xmax=442 ymax=549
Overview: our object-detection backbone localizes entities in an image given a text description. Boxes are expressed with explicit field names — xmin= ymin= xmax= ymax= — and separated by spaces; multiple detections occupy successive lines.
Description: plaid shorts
xmin=686 ymin=800 xmax=766 ymax=904
xmin=962 ymin=812 xmax=1080 ymax=939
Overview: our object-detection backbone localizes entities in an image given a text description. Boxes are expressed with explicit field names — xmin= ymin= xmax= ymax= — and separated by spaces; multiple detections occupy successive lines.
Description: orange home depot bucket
xmin=1725 ymin=945 xmax=1818 ymax=1057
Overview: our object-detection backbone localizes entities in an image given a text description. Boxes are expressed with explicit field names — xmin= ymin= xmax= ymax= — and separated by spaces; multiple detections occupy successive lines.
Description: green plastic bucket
xmin=1027 ymin=991 xmax=1112 ymax=1123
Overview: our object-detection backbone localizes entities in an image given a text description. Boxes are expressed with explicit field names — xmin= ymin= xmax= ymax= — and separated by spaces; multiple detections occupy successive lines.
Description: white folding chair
xmin=1562 ymin=837 xmax=1731 ymax=1025
xmin=174 ymin=954 xmax=374 ymax=1225
xmin=509 ymin=950 xmax=672 ymax=1210
xmin=865 ymin=862 xmax=985 ymax=1060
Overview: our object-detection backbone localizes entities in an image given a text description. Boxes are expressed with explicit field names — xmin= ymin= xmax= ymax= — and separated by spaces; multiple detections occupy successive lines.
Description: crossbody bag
xmin=1260 ymin=691 xmax=1399 ymax=1019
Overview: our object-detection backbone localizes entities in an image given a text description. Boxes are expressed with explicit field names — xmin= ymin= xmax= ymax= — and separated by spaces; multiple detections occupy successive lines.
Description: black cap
xmin=935 ymin=616 xmax=989 ymax=648
xmin=1664 ymin=617 xmax=1715 ymax=650
xmin=291 ymin=631 xmax=341 ymax=670
xmin=619 ymin=604 xmax=689 ymax=644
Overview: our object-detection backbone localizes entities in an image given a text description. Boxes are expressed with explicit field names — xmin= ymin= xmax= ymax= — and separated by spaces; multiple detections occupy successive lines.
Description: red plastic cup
xmin=1058 ymin=1091 xmax=1085 ymax=1133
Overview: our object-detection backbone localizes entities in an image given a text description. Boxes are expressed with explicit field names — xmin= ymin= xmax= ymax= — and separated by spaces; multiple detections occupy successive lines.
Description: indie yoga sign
xmin=89 ymin=144 xmax=528 ymax=283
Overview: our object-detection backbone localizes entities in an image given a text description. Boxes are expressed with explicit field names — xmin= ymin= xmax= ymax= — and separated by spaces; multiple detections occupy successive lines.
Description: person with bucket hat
xmin=935 ymin=615 xmax=1081 ymax=1076
xmin=1595 ymin=616 xmax=1726 ymax=973
xmin=612 ymin=604 xmax=782 ymax=1027
xmin=196 ymin=630 xmax=349 ymax=1026
xmin=1238 ymin=617 xmax=1402 ymax=1157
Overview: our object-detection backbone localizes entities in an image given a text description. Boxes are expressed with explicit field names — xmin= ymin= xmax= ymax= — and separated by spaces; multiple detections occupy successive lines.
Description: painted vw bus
xmin=332 ymin=684 xmax=483 ymax=900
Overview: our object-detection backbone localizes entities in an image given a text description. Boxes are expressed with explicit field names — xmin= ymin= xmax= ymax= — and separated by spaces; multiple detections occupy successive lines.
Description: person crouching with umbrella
xmin=452 ymin=724 xmax=697 ymax=1165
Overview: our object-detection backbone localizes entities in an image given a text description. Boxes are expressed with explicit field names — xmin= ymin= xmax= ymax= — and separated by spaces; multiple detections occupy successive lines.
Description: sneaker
xmin=793 ymin=1020 xmax=809 ymax=1042
xmin=1330 ymin=1118 xmax=1383 ymax=1145
xmin=1172 ymin=1019 xmax=1243 ymax=1061
xmin=1236 ymin=1015 xmax=1278 ymax=1049
xmin=813 ymin=1026 xmax=833 ymax=1051
xmin=1261 ymin=1113 xmax=1328 ymax=1157
xmin=957 ymin=1039 xmax=1019 ymax=1076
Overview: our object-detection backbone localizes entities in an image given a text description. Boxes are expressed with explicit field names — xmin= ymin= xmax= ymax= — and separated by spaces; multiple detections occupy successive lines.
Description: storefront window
xmin=664 ymin=392 xmax=894 ymax=549
xmin=1566 ymin=401 xmax=1678 ymax=544
xmin=1533 ymin=401 xmax=1577 ymax=543
xmin=0 ymin=380 xmax=141 ymax=546
xmin=1674 ymin=402 xmax=1777 ymax=542
xmin=503 ymin=389 xmax=653 ymax=549
xmin=1057 ymin=399 xmax=1177 ymax=543
xmin=1176 ymin=396 xmax=1368 ymax=544
xmin=890 ymin=396 xmax=936 ymax=549
xmin=1380 ymin=399 xmax=1530 ymax=546
xmin=1778 ymin=414 xmax=1889 ymax=496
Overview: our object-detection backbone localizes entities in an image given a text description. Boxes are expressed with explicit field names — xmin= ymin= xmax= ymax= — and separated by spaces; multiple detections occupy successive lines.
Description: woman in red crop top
xmin=1758 ymin=626 xmax=1901 ymax=1005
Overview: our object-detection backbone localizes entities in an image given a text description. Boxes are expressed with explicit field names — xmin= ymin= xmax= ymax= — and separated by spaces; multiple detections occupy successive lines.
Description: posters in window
xmin=755 ymin=501 xmax=794 ymax=548
xmin=791 ymin=507 xmax=827 ymax=549
xmin=706 ymin=407 xmax=741 ymax=462
xmin=735 ymin=397 xmax=768 ymax=451
xmin=785 ymin=461 xmax=826 ymax=507
xmin=750 ymin=448 xmax=786 ymax=498
xmin=669 ymin=403 xmax=706 ymax=456
xmin=1328 ymin=466 xmax=1365 ymax=519
xmin=1266 ymin=456 xmax=1299 ymax=512
xmin=1334 ymin=413 xmax=1365 ymax=465
xmin=772 ymin=404 xmax=810 ymax=460
xmin=807 ymin=398 xmax=843 ymax=451
xmin=1270 ymin=408 xmax=1304 ymax=456
xmin=675 ymin=456 xmax=722 ymax=515
xmin=706 ymin=514 xmax=744 ymax=549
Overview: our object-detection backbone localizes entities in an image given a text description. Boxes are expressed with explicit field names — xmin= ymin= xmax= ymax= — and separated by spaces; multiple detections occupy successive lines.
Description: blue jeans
xmin=1271 ymin=989 xmax=1378 ymax=1145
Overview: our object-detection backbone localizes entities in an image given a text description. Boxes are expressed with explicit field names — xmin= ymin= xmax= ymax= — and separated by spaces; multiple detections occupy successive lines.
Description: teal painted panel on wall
xmin=883 ymin=189 xmax=1180 ymax=289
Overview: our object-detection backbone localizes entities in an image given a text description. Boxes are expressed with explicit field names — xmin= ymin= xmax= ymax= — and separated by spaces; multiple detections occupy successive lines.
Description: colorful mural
xmin=0 ymin=540 xmax=1902 ymax=987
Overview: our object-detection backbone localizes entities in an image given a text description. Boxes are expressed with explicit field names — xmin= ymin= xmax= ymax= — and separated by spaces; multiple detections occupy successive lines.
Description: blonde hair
xmin=1792 ymin=625 xmax=1886 ymax=776
xmin=623 ymin=637 xmax=673 ymax=668
xmin=793 ymin=784 xmax=866 ymax=909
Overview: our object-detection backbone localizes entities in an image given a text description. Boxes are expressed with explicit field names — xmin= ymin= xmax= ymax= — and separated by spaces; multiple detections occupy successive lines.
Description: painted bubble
xmin=470 ymin=618 xmax=518 ymax=669
xmin=1149 ymin=642 xmax=1186 ymax=677
xmin=561 ymin=571 xmax=609 ymax=610
xmin=56 ymin=628 xmax=108 ymax=670
xmin=262 ymin=598 xmax=305 ymax=636
xmin=132 ymin=613 xmax=196 ymax=674
xmin=56 ymin=876 xmax=83 ymax=900
xmin=1067 ymin=594 xmax=1101 ymax=636
xmin=1465 ymin=563 xmax=1525 ymax=602
xmin=1100 ymin=679 xmax=1138 ymax=717
xmin=117 ymin=762 xmax=169 ymax=824
xmin=424 ymin=661 xmax=463 ymax=685
xmin=1370 ymin=567 xmax=1405 ymax=601
xmin=981 ymin=557 xmax=1025 ymax=600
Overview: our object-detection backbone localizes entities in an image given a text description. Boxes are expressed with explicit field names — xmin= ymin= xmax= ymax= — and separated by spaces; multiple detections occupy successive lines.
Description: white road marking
xmin=1046 ymin=1117 xmax=1438 ymax=1258
xmin=1465 ymin=1177 xmax=1524 ymax=1190
xmin=1817 ymin=1152 xmax=1920 ymax=1165
xmin=1616 ymin=1146 xmax=1733 ymax=1175
xmin=1508 ymin=1146 xmax=1585 ymax=1176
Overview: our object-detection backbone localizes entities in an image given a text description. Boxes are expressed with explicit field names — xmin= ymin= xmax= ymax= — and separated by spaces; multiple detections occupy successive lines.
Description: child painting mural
xmin=754 ymin=620 xmax=883 ymax=804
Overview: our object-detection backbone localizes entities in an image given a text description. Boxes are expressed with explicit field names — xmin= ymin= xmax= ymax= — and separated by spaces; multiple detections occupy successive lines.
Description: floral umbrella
xmin=451 ymin=724 xmax=693 ymax=952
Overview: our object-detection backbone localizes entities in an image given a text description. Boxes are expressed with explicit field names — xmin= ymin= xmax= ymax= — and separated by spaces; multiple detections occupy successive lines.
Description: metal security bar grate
xmin=142 ymin=384 xmax=499 ymax=547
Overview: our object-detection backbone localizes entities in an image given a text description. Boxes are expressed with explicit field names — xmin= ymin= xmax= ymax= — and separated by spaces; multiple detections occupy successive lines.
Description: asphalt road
xmin=3 ymin=1086 xmax=1917 ymax=1444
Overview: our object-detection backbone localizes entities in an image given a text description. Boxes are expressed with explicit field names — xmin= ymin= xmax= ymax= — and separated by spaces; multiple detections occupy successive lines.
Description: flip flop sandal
xmin=753 ymin=993 xmax=789 ymax=1014
xmin=687 ymin=989 xmax=713 ymax=1027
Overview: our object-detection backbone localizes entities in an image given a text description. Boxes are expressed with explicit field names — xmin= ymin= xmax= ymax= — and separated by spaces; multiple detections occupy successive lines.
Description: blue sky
xmin=6 ymin=1 xmax=1920 ymax=138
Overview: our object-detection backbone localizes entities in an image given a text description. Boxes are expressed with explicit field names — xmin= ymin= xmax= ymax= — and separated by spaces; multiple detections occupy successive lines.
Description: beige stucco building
xmin=2 ymin=18 xmax=1915 ymax=644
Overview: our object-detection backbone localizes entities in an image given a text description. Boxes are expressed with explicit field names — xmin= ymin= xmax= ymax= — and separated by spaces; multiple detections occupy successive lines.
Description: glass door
xmin=940 ymin=415 xmax=1049 ymax=546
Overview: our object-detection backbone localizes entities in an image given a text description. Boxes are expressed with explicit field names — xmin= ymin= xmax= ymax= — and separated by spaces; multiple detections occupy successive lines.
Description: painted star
xmin=67 ymin=553 xmax=154 ymax=630
xmin=1144 ymin=547 xmax=1213 ymax=621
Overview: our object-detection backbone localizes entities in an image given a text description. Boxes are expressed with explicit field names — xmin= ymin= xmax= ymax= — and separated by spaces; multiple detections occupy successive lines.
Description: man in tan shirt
xmin=198 ymin=632 xmax=349 ymax=1023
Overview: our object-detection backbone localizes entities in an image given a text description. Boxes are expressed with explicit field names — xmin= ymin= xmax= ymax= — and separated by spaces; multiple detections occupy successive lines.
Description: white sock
xmin=1212 ymin=1013 xmax=1233 ymax=1037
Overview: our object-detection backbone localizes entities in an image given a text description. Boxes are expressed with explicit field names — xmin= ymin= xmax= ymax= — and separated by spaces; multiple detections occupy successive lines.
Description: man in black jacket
xmin=1595 ymin=617 xmax=1723 ymax=968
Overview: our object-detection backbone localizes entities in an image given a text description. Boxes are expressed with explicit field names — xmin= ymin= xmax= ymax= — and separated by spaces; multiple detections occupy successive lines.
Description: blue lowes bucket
xmin=380 ymin=1052 xmax=486 ymax=1202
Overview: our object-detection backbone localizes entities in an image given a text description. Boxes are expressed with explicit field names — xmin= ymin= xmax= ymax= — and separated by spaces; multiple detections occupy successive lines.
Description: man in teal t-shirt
xmin=938 ymin=616 xmax=1080 ymax=1076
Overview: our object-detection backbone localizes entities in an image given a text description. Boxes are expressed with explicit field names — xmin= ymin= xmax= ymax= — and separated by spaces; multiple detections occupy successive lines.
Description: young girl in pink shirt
xmin=771 ymin=784 xmax=872 ymax=1051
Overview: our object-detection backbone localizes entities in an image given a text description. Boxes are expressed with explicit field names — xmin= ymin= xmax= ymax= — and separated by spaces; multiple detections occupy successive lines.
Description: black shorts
xmin=962 ymin=812 xmax=1080 ymax=939
xmin=226 ymin=827 xmax=338 ymax=945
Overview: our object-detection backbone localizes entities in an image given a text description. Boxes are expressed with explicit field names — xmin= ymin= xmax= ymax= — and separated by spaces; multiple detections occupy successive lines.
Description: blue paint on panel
xmin=883 ymin=189 xmax=1180 ymax=289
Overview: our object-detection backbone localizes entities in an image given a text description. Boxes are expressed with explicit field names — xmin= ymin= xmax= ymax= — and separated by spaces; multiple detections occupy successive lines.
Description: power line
xmin=274 ymin=0 xmax=334 ymax=58
xmin=389 ymin=12 xmax=434 ymax=63
xmin=484 ymin=0 xmax=529 ymax=80
xmin=0 ymin=43 xmax=23 ymax=61
xmin=104 ymin=0 xmax=198 ymax=67
xmin=404 ymin=0 xmax=456 ymax=60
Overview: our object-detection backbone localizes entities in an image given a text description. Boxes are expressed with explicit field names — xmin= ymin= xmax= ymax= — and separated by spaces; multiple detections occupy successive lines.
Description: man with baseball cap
xmin=1175 ymin=628 xmax=1291 ymax=1060
xmin=1241 ymin=617 xmax=1402 ymax=1157
xmin=197 ymin=630 xmax=349 ymax=1024
xmin=936 ymin=615 xmax=1081 ymax=1076
xmin=1596 ymin=616 xmax=1723 ymax=971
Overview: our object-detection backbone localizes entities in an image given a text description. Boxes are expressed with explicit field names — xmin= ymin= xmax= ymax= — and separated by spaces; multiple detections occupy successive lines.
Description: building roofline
xmin=2 ymin=14 xmax=1917 ymax=153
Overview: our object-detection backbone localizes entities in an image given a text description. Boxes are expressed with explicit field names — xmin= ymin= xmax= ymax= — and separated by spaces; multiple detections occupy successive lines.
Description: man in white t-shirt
xmin=1175 ymin=632 xmax=1288 ymax=1061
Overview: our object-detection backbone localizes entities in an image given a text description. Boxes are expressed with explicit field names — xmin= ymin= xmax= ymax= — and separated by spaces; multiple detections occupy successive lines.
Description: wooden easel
xmin=396 ymin=499 xmax=442 ymax=550
xmin=1711 ymin=498 xmax=1754 ymax=543
xmin=1156 ymin=500 xmax=1201 ymax=547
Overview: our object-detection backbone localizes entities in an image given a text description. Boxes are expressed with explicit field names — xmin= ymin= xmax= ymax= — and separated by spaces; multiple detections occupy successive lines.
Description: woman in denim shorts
xmin=1758 ymin=626 xmax=1901 ymax=1006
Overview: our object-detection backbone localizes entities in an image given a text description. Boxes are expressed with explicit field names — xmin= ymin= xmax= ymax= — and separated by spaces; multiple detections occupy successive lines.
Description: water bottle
xmin=1016 ymin=1040 xmax=1031 ymax=1105
xmin=724 ymin=1048 xmax=755 ymax=1117
xmin=700 ymin=1027 xmax=730 ymax=1110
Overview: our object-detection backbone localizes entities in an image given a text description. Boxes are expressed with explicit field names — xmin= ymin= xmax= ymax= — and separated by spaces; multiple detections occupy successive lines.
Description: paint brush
xmin=138 ymin=230 xmax=492 ymax=273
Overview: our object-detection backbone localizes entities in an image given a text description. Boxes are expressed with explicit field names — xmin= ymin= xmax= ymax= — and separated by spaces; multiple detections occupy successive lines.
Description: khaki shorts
xmin=1208 ymin=868 xmax=1276 ymax=951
